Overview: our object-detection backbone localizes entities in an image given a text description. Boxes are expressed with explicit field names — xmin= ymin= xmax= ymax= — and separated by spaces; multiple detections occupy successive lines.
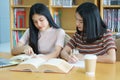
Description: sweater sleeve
xmin=67 ymin=33 xmax=77 ymax=49
xmin=55 ymin=29 xmax=65 ymax=48
xmin=103 ymin=31 xmax=117 ymax=52
xmin=19 ymin=29 xmax=29 ymax=45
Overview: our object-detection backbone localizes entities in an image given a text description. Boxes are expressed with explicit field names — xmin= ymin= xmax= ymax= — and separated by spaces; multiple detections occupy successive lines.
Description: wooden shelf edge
xmin=65 ymin=30 xmax=76 ymax=33
xmin=12 ymin=28 xmax=28 ymax=31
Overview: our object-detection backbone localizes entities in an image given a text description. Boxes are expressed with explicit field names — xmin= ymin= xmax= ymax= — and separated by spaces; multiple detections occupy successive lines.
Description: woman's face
xmin=32 ymin=14 xmax=50 ymax=31
xmin=75 ymin=12 xmax=83 ymax=31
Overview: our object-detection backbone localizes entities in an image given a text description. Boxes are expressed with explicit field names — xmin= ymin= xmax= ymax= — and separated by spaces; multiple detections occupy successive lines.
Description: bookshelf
xmin=100 ymin=0 xmax=120 ymax=33
xmin=10 ymin=0 xmax=98 ymax=48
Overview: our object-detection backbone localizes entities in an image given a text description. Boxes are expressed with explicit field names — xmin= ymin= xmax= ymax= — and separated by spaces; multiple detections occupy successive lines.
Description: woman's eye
xmin=33 ymin=21 xmax=37 ymax=24
xmin=39 ymin=18 xmax=44 ymax=21
xmin=40 ymin=20 xmax=44 ymax=21
xmin=80 ymin=21 xmax=83 ymax=23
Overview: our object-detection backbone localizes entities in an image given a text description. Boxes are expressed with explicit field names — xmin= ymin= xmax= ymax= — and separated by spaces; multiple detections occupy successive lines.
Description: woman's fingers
xmin=23 ymin=46 xmax=34 ymax=55
xmin=68 ymin=55 xmax=79 ymax=63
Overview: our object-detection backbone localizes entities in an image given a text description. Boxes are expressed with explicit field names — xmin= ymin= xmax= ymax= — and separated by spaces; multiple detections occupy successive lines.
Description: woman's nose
xmin=37 ymin=21 xmax=41 ymax=26
xmin=76 ymin=21 xmax=79 ymax=26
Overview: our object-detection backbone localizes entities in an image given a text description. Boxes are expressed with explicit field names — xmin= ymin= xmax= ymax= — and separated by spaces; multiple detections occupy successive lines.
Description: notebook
xmin=0 ymin=58 xmax=19 ymax=68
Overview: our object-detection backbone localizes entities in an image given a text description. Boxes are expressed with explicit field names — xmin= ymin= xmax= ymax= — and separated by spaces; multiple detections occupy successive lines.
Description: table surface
xmin=0 ymin=53 xmax=120 ymax=80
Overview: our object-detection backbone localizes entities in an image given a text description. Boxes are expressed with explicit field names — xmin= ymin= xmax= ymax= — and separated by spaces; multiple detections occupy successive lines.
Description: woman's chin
xmin=78 ymin=29 xmax=82 ymax=31
xmin=39 ymin=28 xmax=45 ymax=31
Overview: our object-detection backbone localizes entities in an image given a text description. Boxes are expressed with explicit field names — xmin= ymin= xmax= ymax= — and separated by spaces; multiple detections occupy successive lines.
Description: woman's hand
xmin=23 ymin=45 xmax=34 ymax=55
xmin=67 ymin=49 xmax=83 ymax=63
xmin=67 ymin=54 xmax=79 ymax=63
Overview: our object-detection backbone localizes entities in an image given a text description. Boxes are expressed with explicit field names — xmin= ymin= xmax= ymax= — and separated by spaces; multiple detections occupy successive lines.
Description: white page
xmin=10 ymin=54 xmax=32 ymax=61
xmin=43 ymin=58 xmax=63 ymax=65
xmin=20 ymin=58 xmax=46 ymax=68
xmin=70 ymin=60 xmax=85 ymax=68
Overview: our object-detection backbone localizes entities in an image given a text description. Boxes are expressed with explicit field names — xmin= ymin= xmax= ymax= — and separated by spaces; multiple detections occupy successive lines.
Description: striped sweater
xmin=67 ymin=30 xmax=116 ymax=55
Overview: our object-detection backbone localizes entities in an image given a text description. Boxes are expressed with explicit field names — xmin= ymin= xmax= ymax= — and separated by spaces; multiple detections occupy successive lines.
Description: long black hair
xmin=76 ymin=2 xmax=107 ymax=43
xmin=29 ymin=3 xmax=60 ymax=54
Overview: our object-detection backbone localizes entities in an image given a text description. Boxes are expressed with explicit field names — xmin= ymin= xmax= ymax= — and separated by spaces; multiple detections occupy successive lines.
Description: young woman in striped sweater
xmin=61 ymin=2 xmax=116 ymax=63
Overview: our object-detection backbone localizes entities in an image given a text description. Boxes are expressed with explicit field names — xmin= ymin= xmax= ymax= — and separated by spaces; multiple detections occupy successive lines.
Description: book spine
xmin=118 ymin=9 xmax=120 ymax=32
xmin=111 ymin=9 xmax=115 ymax=32
xmin=53 ymin=11 xmax=61 ymax=27
xmin=111 ymin=0 xmax=118 ymax=5
xmin=14 ymin=0 xmax=22 ymax=5
xmin=15 ymin=8 xmax=26 ymax=28
xmin=103 ymin=9 xmax=108 ymax=26
xmin=107 ymin=9 xmax=112 ymax=30
xmin=114 ymin=9 xmax=118 ymax=32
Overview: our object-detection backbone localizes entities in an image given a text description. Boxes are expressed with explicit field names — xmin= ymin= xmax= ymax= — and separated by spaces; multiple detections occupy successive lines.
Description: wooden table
xmin=0 ymin=53 xmax=120 ymax=80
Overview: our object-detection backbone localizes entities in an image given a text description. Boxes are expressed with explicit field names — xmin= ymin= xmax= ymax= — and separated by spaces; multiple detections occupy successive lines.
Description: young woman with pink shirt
xmin=11 ymin=3 xmax=65 ymax=60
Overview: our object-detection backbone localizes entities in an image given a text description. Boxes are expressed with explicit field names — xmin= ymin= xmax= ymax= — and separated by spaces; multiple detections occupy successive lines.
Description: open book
xmin=0 ymin=58 xmax=19 ymax=68
xmin=10 ymin=54 xmax=32 ymax=62
xmin=11 ymin=58 xmax=73 ymax=73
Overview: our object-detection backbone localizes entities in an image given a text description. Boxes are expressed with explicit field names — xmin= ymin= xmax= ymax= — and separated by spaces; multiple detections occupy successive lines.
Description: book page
xmin=44 ymin=58 xmax=64 ymax=65
xmin=43 ymin=58 xmax=73 ymax=69
xmin=70 ymin=60 xmax=85 ymax=68
xmin=39 ymin=58 xmax=73 ymax=73
xmin=20 ymin=58 xmax=46 ymax=69
xmin=10 ymin=54 xmax=33 ymax=62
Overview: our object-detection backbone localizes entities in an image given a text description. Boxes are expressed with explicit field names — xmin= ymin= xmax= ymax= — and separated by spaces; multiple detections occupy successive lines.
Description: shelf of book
xmin=10 ymin=0 xmax=98 ymax=48
xmin=100 ymin=0 xmax=120 ymax=33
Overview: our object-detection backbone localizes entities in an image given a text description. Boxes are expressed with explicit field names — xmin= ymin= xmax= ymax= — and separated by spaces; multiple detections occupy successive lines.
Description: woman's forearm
xmin=97 ymin=49 xmax=116 ymax=64
xmin=11 ymin=46 xmax=26 ymax=55
xmin=60 ymin=50 xmax=70 ymax=61
xmin=97 ymin=55 xmax=116 ymax=63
